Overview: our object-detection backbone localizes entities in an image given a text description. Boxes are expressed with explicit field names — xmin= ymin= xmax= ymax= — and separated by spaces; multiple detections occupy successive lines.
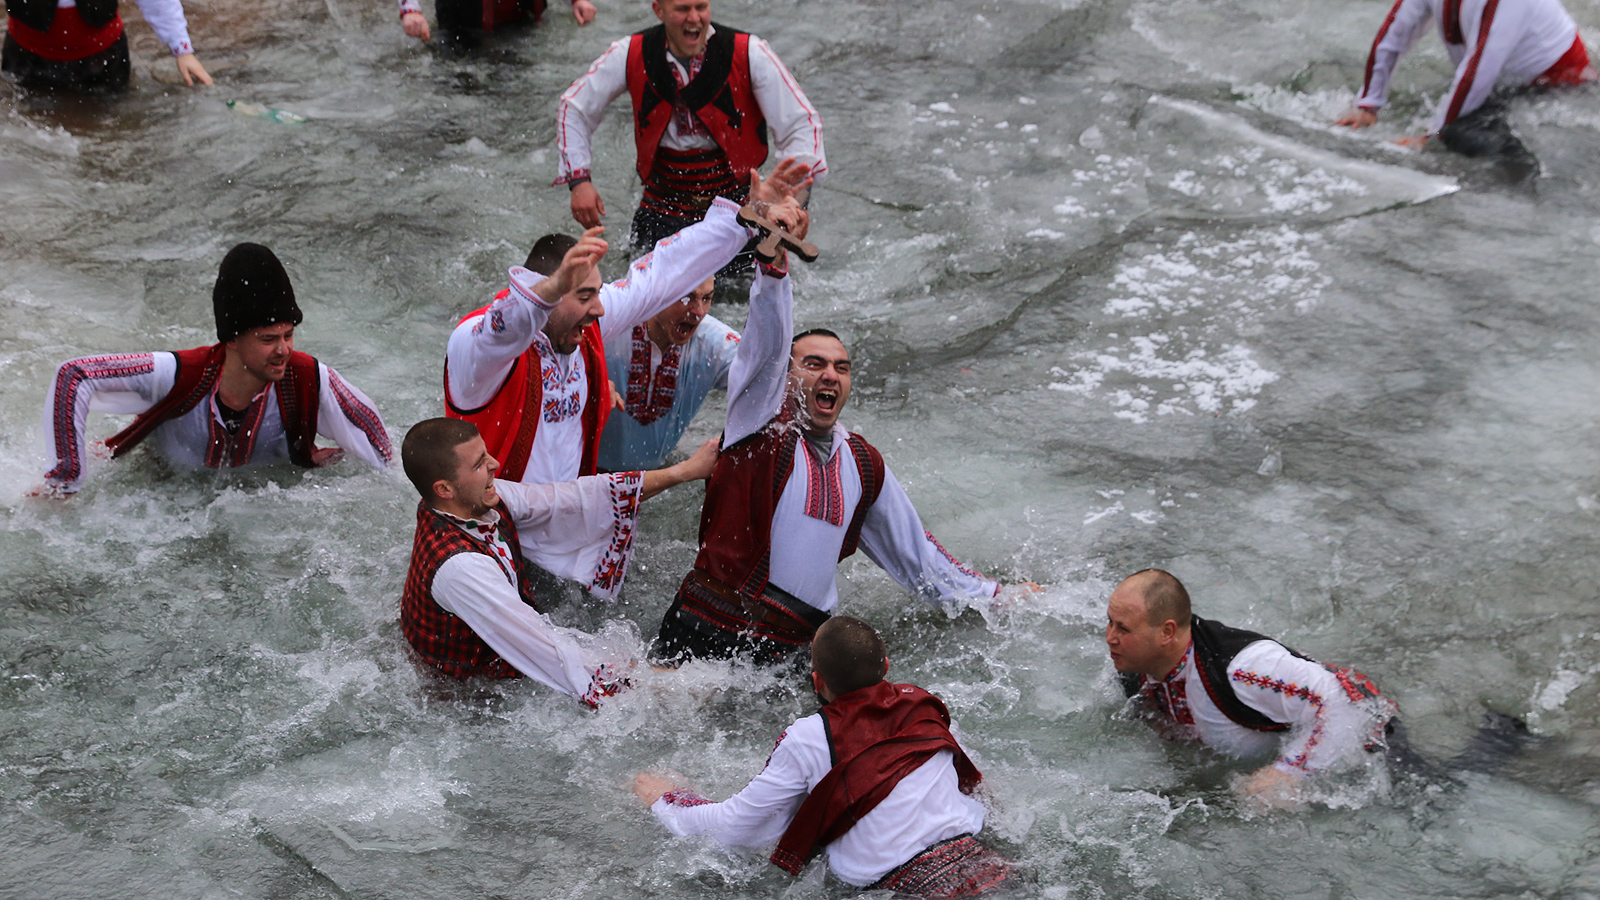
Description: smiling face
xmin=226 ymin=323 xmax=295 ymax=383
xmin=652 ymin=0 xmax=711 ymax=59
xmin=789 ymin=333 xmax=852 ymax=437
xmin=440 ymin=435 xmax=501 ymax=520
xmin=646 ymin=278 xmax=714 ymax=349
xmin=542 ymin=267 xmax=606 ymax=355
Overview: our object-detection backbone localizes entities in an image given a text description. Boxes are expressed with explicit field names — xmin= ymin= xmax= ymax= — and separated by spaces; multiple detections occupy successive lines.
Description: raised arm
xmin=596 ymin=198 xmax=754 ymax=342
xmin=313 ymin=364 xmax=393 ymax=469
xmin=856 ymin=467 xmax=1000 ymax=605
xmin=40 ymin=352 xmax=174 ymax=494
xmin=721 ymin=267 xmax=794 ymax=448
xmin=444 ymin=267 xmax=561 ymax=412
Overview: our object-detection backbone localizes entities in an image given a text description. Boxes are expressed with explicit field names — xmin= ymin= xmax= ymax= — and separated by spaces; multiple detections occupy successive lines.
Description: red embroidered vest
xmin=770 ymin=681 xmax=981 ymax=875
xmin=693 ymin=418 xmax=885 ymax=604
xmin=103 ymin=344 xmax=324 ymax=468
xmin=625 ymin=24 xmax=769 ymax=187
xmin=443 ymin=292 xmax=611 ymax=482
xmin=401 ymin=502 xmax=541 ymax=679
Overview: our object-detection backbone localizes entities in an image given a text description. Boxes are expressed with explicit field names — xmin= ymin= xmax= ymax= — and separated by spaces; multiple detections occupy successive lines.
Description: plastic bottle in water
xmin=226 ymin=100 xmax=307 ymax=124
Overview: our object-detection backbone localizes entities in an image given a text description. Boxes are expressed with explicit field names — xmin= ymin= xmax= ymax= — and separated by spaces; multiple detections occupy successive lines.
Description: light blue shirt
xmin=597 ymin=314 xmax=741 ymax=471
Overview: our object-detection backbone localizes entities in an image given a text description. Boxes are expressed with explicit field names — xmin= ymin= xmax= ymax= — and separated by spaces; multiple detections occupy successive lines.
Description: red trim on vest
xmin=770 ymin=681 xmax=981 ymax=875
xmin=5 ymin=6 xmax=123 ymax=62
xmin=624 ymin=28 xmax=768 ymax=188
xmin=103 ymin=344 xmax=324 ymax=468
xmin=444 ymin=293 xmax=611 ymax=481
xmin=693 ymin=420 xmax=885 ymax=605
xmin=401 ymin=502 xmax=541 ymax=679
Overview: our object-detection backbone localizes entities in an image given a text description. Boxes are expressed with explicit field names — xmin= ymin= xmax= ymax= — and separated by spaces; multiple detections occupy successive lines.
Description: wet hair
xmin=1128 ymin=569 xmax=1191 ymax=628
xmin=523 ymin=233 xmax=578 ymax=276
xmin=401 ymin=418 xmax=480 ymax=504
xmin=811 ymin=615 xmax=886 ymax=697
xmin=792 ymin=327 xmax=845 ymax=348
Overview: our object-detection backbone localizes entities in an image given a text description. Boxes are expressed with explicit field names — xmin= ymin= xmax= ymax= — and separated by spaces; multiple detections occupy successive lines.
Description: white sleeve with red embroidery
xmin=445 ymin=267 xmax=558 ymax=412
xmin=314 ymin=363 xmax=393 ymax=469
xmin=128 ymin=0 xmax=195 ymax=56
xmin=596 ymin=199 xmax=754 ymax=344
xmin=855 ymin=466 xmax=1000 ymax=605
xmin=494 ymin=472 xmax=645 ymax=602
xmin=397 ymin=0 xmax=422 ymax=16
xmin=1226 ymin=640 xmax=1394 ymax=775
xmin=554 ymin=38 xmax=631 ymax=186
xmin=747 ymin=37 xmax=828 ymax=187
xmin=721 ymin=268 xmax=792 ymax=449
xmin=1354 ymin=0 xmax=1435 ymax=112
xmin=431 ymin=553 xmax=612 ymax=703
xmin=41 ymin=351 xmax=176 ymax=493
xmin=651 ymin=714 xmax=826 ymax=847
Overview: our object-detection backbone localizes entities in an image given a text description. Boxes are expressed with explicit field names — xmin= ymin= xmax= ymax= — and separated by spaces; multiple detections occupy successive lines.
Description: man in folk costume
xmin=399 ymin=417 xmax=715 ymax=706
xmin=650 ymin=214 xmax=1025 ymax=666
xmin=635 ymin=616 xmax=1011 ymax=898
xmin=39 ymin=243 xmax=392 ymax=495
xmin=1106 ymin=569 xmax=1399 ymax=808
xmin=1334 ymin=0 xmax=1594 ymax=149
xmin=596 ymin=273 xmax=742 ymax=471
xmin=443 ymin=161 xmax=808 ymax=486
xmin=554 ymin=0 xmax=826 ymax=254
xmin=396 ymin=0 xmax=595 ymax=46
xmin=3 ymin=0 xmax=210 ymax=91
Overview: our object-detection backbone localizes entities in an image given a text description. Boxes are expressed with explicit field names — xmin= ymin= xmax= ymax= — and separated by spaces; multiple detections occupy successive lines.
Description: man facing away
xmin=1105 ymin=569 xmax=1397 ymax=807
xmin=635 ymin=615 xmax=1011 ymax=898
xmin=650 ymin=214 xmax=1025 ymax=666
xmin=444 ymin=161 xmax=807 ymax=486
xmin=596 ymin=274 xmax=741 ymax=471
xmin=399 ymin=417 xmax=715 ymax=706
xmin=1334 ymin=0 xmax=1594 ymax=150
xmin=554 ymin=0 xmax=826 ymax=253
xmin=40 ymin=243 xmax=392 ymax=496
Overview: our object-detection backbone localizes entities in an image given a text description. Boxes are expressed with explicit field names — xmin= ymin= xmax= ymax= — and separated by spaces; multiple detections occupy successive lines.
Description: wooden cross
xmin=736 ymin=204 xmax=820 ymax=264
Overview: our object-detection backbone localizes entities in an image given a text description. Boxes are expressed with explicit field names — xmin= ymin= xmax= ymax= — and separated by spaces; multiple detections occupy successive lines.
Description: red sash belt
xmin=7 ymin=5 xmax=124 ymax=62
xmin=1534 ymin=32 xmax=1591 ymax=86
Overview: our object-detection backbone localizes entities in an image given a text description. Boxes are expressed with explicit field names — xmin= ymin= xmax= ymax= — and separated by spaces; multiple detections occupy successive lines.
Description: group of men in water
xmin=19 ymin=0 xmax=1542 ymax=893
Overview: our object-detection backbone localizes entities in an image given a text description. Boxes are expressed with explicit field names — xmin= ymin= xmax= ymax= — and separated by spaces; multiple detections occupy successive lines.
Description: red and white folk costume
xmin=1356 ymin=0 xmax=1587 ymax=133
xmin=4 ymin=0 xmax=194 ymax=64
xmin=42 ymin=346 xmax=391 ymax=493
xmin=652 ymin=682 xmax=993 ymax=889
xmin=653 ymin=267 xmax=998 ymax=662
xmin=402 ymin=473 xmax=644 ymax=706
xmin=554 ymin=24 xmax=826 ymax=222
xmin=1125 ymin=619 xmax=1397 ymax=775
xmin=443 ymin=197 xmax=756 ymax=485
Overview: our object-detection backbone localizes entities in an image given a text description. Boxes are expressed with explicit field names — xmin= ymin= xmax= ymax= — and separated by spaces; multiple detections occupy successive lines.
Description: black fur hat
xmin=213 ymin=243 xmax=302 ymax=342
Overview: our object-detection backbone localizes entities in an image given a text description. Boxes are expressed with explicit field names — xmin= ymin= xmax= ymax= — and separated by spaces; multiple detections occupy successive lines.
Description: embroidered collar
xmin=1160 ymin=640 xmax=1195 ymax=684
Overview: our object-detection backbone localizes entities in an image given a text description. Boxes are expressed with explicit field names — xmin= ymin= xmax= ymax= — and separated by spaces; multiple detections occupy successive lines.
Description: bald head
xmin=1120 ymin=569 xmax=1191 ymax=629
xmin=1105 ymin=569 xmax=1192 ymax=678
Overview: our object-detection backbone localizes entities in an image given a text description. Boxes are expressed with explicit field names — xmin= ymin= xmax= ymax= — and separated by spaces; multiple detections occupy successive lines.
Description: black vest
xmin=6 ymin=0 xmax=120 ymax=33
xmin=1120 ymin=615 xmax=1309 ymax=732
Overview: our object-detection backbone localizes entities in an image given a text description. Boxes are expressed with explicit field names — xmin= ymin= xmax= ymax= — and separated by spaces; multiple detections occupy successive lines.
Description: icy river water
xmin=4 ymin=0 xmax=1600 ymax=896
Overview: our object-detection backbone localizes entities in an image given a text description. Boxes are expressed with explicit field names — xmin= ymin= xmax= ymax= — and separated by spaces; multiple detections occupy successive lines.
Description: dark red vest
xmin=400 ymin=501 xmax=542 ymax=679
xmin=4 ymin=2 xmax=123 ymax=61
xmin=103 ymin=344 xmax=324 ymax=468
xmin=771 ymin=681 xmax=981 ymax=875
xmin=443 ymin=292 xmax=611 ymax=482
xmin=625 ymin=24 xmax=769 ymax=186
xmin=694 ymin=419 xmax=885 ymax=605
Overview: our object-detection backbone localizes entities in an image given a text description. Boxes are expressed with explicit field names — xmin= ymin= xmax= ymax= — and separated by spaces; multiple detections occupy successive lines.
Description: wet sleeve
xmin=1226 ymin=641 xmax=1386 ymax=774
xmin=315 ymin=364 xmax=393 ymax=468
xmin=1356 ymin=0 xmax=1436 ymax=110
xmin=747 ymin=37 xmax=828 ymax=187
xmin=1431 ymin=0 xmax=1528 ymax=131
xmin=856 ymin=466 xmax=1000 ymax=605
xmin=711 ymin=325 xmax=742 ymax=392
xmin=650 ymin=716 xmax=825 ymax=847
xmin=555 ymin=39 xmax=631 ymax=185
xmin=445 ymin=267 xmax=556 ymax=412
xmin=432 ymin=553 xmax=611 ymax=702
xmin=41 ymin=351 xmax=173 ymax=493
xmin=398 ymin=0 xmax=422 ymax=16
xmin=597 ymin=199 xmax=753 ymax=343
xmin=721 ymin=269 xmax=793 ymax=448
xmin=494 ymin=472 xmax=644 ymax=602
xmin=128 ymin=0 xmax=194 ymax=55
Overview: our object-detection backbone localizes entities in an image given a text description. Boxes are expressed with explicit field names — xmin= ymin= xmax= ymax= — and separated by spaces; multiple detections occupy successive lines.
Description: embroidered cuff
xmin=758 ymin=258 xmax=788 ymax=279
xmin=660 ymin=789 xmax=712 ymax=807
xmin=551 ymin=168 xmax=592 ymax=187
xmin=170 ymin=40 xmax=194 ymax=56
xmin=507 ymin=266 xmax=559 ymax=310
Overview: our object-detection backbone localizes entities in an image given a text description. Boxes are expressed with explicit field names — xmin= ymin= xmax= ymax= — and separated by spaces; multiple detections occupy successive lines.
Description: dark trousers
xmin=2 ymin=32 xmax=129 ymax=92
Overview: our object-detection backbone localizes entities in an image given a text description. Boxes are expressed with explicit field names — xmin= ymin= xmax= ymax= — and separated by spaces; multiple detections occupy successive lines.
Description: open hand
xmin=1334 ymin=108 xmax=1378 ymax=129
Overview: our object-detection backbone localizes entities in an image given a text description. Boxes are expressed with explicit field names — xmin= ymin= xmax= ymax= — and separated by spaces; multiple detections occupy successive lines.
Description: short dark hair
xmin=811 ymin=615 xmax=885 ymax=697
xmin=401 ymin=418 xmax=480 ymax=503
xmin=792 ymin=327 xmax=844 ymax=347
xmin=524 ymin=233 xmax=578 ymax=275
xmin=1128 ymin=568 xmax=1191 ymax=628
